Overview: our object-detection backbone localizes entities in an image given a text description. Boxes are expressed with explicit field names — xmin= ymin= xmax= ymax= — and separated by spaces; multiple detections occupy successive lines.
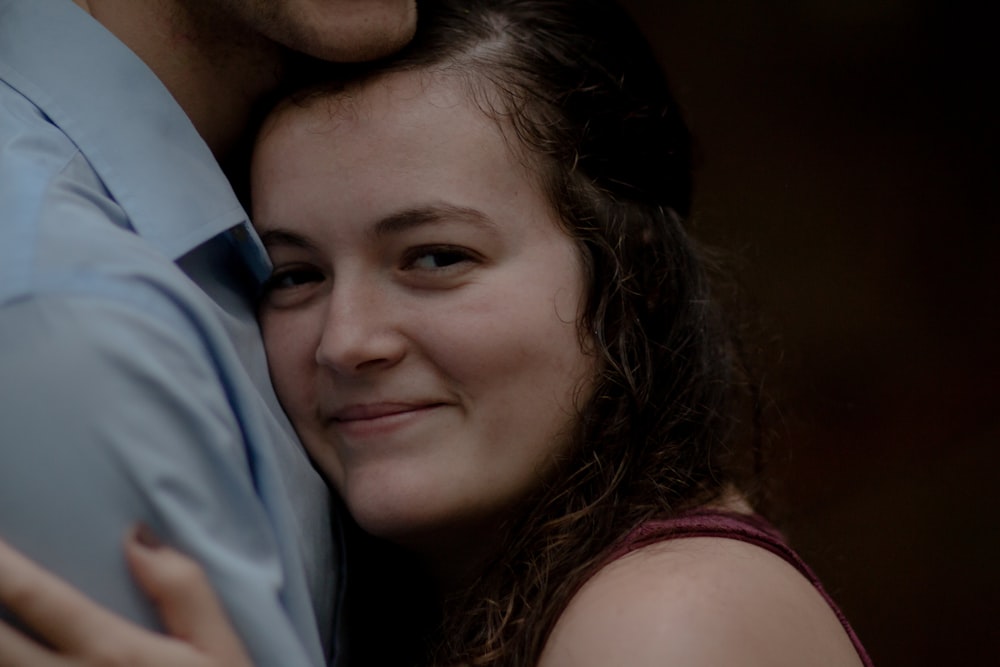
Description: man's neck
xmin=73 ymin=0 xmax=285 ymax=161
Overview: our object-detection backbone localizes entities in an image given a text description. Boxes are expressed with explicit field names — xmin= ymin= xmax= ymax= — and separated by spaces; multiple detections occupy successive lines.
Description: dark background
xmin=620 ymin=1 xmax=999 ymax=664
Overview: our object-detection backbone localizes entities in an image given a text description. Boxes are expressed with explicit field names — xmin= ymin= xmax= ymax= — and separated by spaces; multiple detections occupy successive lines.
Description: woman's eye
xmin=262 ymin=267 xmax=324 ymax=292
xmin=405 ymin=247 xmax=476 ymax=271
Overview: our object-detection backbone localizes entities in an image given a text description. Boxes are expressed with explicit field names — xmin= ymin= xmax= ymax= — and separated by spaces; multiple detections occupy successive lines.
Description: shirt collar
xmin=0 ymin=0 xmax=268 ymax=277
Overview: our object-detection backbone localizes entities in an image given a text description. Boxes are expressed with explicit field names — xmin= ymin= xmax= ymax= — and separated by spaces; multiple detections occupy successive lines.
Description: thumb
xmin=124 ymin=525 xmax=253 ymax=665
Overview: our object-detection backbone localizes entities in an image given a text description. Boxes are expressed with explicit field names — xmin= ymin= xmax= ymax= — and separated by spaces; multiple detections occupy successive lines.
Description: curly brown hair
xmin=283 ymin=1 xmax=766 ymax=664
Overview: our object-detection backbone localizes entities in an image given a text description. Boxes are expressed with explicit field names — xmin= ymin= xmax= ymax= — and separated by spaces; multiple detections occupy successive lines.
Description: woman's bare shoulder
xmin=538 ymin=536 xmax=864 ymax=667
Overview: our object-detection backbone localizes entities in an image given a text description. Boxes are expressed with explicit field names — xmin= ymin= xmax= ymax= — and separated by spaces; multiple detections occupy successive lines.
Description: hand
xmin=0 ymin=528 xmax=254 ymax=667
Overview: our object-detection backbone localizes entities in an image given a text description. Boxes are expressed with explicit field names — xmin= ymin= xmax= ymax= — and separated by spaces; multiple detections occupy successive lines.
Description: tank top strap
xmin=611 ymin=510 xmax=798 ymax=569
xmin=604 ymin=510 xmax=874 ymax=667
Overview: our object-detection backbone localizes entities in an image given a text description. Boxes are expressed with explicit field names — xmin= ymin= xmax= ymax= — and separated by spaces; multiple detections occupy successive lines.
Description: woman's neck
xmin=395 ymin=520 xmax=509 ymax=599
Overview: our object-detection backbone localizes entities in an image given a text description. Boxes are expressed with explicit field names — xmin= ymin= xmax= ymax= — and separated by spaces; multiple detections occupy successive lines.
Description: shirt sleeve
xmin=0 ymin=289 xmax=325 ymax=667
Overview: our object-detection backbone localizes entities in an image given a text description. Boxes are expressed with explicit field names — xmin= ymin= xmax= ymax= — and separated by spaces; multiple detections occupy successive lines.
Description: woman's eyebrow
xmin=258 ymin=228 xmax=319 ymax=251
xmin=373 ymin=204 xmax=498 ymax=238
xmin=257 ymin=204 xmax=498 ymax=248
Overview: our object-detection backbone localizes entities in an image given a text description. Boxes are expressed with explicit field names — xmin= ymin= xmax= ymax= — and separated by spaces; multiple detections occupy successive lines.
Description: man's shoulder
xmin=0 ymin=77 xmax=80 ymax=164
xmin=0 ymin=55 xmax=252 ymax=303
xmin=0 ymin=78 xmax=87 ymax=218
xmin=0 ymin=86 xmax=181 ymax=306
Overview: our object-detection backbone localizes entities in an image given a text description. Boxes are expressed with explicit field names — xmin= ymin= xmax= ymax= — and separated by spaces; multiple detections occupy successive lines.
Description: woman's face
xmin=252 ymin=71 xmax=594 ymax=565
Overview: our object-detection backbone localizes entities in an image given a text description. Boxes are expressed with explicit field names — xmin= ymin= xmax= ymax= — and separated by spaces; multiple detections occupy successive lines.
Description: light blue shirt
xmin=0 ymin=1 xmax=337 ymax=665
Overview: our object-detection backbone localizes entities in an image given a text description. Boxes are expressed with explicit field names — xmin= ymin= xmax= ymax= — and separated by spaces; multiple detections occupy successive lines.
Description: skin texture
xmin=252 ymin=70 xmax=595 ymax=589
xmin=71 ymin=0 xmax=417 ymax=157
xmin=0 ymin=532 xmax=253 ymax=667
xmin=538 ymin=535 xmax=866 ymax=667
xmin=174 ymin=0 xmax=420 ymax=63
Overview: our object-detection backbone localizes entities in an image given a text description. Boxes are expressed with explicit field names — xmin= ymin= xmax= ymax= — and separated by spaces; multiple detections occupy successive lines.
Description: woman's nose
xmin=314 ymin=281 xmax=406 ymax=376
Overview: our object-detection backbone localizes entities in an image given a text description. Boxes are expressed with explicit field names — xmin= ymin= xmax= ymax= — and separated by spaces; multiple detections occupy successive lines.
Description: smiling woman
xmin=0 ymin=1 xmax=873 ymax=666
xmin=252 ymin=71 xmax=594 ymax=576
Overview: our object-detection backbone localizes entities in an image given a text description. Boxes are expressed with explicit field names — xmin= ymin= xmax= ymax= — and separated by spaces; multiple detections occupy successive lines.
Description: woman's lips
xmin=333 ymin=402 xmax=428 ymax=421
xmin=330 ymin=402 xmax=445 ymax=438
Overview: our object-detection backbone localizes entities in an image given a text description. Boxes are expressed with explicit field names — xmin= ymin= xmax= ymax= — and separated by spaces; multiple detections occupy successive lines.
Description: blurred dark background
xmin=620 ymin=1 xmax=999 ymax=664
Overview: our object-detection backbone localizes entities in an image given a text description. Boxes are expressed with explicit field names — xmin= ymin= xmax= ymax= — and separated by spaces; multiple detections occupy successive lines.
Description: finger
xmin=0 ymin=539 xmax=125 ymax=652
xmin=0 ymin=615 xmax=65 ymax=667
xmin=125 ymin=526 xmax=253 ymax=664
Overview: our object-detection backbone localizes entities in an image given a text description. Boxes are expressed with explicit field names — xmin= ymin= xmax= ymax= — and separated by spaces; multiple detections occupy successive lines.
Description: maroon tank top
xmin=603 ymin=510 xmax=873 ymax=666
